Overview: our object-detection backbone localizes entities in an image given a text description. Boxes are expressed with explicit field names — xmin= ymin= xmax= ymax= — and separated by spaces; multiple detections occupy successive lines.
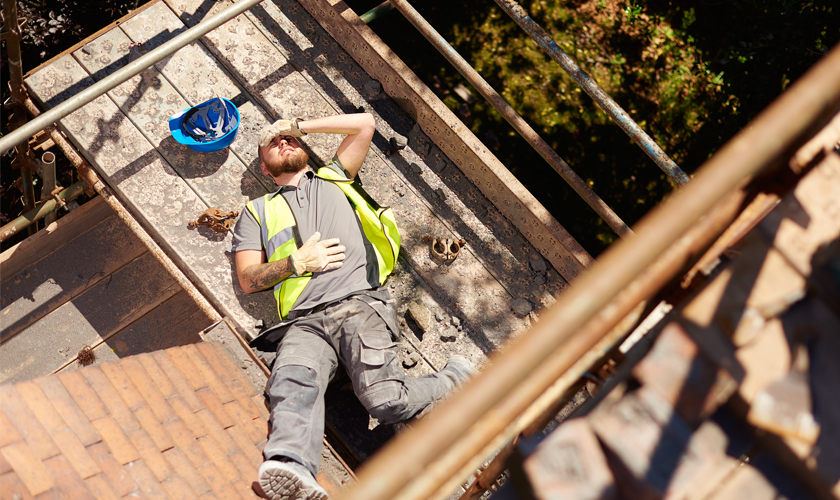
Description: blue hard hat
xmin=169 ymin=97 xmax=240 ymax=153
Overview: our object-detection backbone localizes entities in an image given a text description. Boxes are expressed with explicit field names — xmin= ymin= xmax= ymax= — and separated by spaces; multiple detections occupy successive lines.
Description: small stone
xmin=512 ymin=298 xmax=532 ymax=317
xmin=434 ymin=311 xmax=445 ymax=322
xmin=390 ymin=134 xmax=408 ymax=150
xmin=534 ymin=274 xmax=547 ymax=286
xmin=435 ymin=188 xmax=447 ymax=200
xmin=450 ymin=316 xmax=461 ymax=327
xmin=440 ymin=327 xmax=458 ymax=342
xmin=529 ymin=257 xmax=547 ymax=273
xmin=362 ymin=79 xmax=382 ymax=97
xmin=402 ymin=352 xmax=420 ymax=369
xmin=406 ymin=302 xmax=432 ymax=332
xmin=410 ymin=162 xmax=423 ymax=175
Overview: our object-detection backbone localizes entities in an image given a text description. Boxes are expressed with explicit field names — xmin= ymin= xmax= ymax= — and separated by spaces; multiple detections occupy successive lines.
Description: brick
xmin=209 ymin=343 xmax=260 ymax=397
xmin=197 ymin=435 xmax=239 ymax=482
xmin=163 ymin=448 xmax=212 ymax=496
xmin=151 ymin=351 xmax=204 ymax=413
xmin=128 ymin=429 xmax=173 ymax=482
xmin=164 ymin=347 xmax=208 ymax=392
xmin=163 ymin=418 xmax=210 ymax=468
xmin=0 ymin=409 xmax=23 ymax=447
xmin=251 ymin=394 xmax=270 ymax=420
xmin=0 ymin=386 xmax=60 ymax=461
xmin=1 ymin=471 xmax=37 ymax=499
xmin=195 ymin=410 xmax=239 ymax=457
xmin=83 ymin=367 xmax=141 ymax=434
xmin=1 ymin=441 xmax=54 ymax=495
xmin=121 ymin=357 xmax=176 ymax=422
xmin=57 ymin=370 xmax=109 ymax=422
xmin=136 ymin=354 xmax=175 ymax=398
xmin=522 ymin=418 xmax=617 ymax=500
xmin=124 ymin=459 xmax=171 ymax=500
xmin=0 ymin=448 xmax=12 ymax=474
xmin=231 ymin=477 xmax=262 ymax=500
xmin=198 ymin=492 xmax=221 ymax=500
xmin=168 ymin=395 xmax=208 ymax=440
xmin=91 ymin=416 xmax=140 ymax=465
xmin=198 ymin=461 xmax=239 ymax=500
xmin=227 ymin=452 xmax=258 ymax=485
xmin=161 ymin=474 xmax=198 ymax=500
xmin=35 ymin=376 xmax=101 ymax=446
xmin=43 ymin=454 xmax=97 ymax=500
xmin=15 ymin=380 xmax=100 ymax=478
xmin=87 ymin=442 xmax=137 ymax=497
xmin=100 ymin=362 xmax=146 ymax=410
xmin=85 ymin=473 xmax=121 ymax=500
xmin=225 ymin=424 xmax=263 ymax=465
xmin=633 ymin=323 xmax=736 ymax=427
xmin=183 ymin=344 xmax=235 ymax=404
xmin=133 ymin=405 xmax=174 ymax=452
xmin=196 ymin=389 xmax=236 ymax=430
xmin=195 ymin=343 xmax=246 ymax=393
xmin=223 ymin=400 xmax=265 ymax=444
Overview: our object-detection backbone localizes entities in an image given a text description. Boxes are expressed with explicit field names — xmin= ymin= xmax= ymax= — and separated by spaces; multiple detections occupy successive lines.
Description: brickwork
xmin=0 ymin=342 xmax=270 ymax=499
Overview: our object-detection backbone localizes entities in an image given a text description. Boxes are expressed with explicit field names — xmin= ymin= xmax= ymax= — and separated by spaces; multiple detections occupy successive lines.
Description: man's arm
xmin=235 ymin=249 xmax=294 ymax=294
xmin=235 ymin=232 xmax=346 ymax=294
xmin=296 ymin=113 xmax=375 ymax=179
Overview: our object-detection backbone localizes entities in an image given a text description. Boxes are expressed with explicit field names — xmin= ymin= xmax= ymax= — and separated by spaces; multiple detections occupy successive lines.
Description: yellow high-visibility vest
xmin=245 ymin=166 xmax=400 ymax=319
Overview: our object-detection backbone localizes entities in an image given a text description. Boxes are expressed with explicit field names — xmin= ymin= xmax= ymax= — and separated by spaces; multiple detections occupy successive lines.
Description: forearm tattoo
xmin=243 ymin=258 xmax=294 ymax=292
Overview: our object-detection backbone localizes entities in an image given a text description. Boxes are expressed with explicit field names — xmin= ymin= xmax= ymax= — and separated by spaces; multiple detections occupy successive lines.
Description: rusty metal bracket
xmin=424 ymin=236 xmax=466 ymax=262
xmin=188 ymin=207 xmax=239 ymax=233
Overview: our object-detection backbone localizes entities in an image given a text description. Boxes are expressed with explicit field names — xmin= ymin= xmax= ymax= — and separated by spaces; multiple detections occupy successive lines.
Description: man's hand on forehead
xmin=259 ymin=118 xmax=306 ymax=148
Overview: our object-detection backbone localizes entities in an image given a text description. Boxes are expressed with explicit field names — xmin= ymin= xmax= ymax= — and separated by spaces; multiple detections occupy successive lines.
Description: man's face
xmin=259 ymin=135 xmax=309 ymax=177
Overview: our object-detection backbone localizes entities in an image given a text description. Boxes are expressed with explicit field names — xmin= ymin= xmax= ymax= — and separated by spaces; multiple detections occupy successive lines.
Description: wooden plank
xmin=0 ymin=196 xmax=110 ymax=281
xmin=0 ymin=252 xmax=181 ymax=385
xmin=23 ymin=53 xmax=273 ymax=343
xmin=1 ymin=212 xmax=147 ymax=343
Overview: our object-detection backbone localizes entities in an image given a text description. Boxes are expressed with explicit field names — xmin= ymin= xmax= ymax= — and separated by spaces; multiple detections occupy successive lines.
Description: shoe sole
xmin=259 ymin=466 xmax=329 ymax=500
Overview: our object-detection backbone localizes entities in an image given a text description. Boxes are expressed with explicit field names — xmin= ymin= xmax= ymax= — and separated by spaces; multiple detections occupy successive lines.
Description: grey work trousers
xmin=263 ymin=294 xmax=453 ymax=477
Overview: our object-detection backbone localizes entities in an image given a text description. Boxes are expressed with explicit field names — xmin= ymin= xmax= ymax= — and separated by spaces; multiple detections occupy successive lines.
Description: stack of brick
xmin=0 ymin=342 xmax=270 ymax=499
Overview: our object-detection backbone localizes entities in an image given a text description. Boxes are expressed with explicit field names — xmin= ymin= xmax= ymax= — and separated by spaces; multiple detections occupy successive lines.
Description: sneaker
xmin=257 ymin=460 xmax=329 ymax=500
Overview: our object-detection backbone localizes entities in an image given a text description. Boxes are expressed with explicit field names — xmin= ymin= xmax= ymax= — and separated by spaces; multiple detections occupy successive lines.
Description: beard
xmin=263 ymin=148 xmax=309 ymax=177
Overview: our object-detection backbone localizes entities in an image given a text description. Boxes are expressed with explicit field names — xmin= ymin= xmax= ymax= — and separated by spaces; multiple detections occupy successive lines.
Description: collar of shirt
xmin=266 ymin=169 xmax=315 ymax=200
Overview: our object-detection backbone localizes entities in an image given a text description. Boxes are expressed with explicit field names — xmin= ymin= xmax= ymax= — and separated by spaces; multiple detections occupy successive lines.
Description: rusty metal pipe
xmin=38 ymin=151 xmax=58 ymax=226
xmin=4 ymin=0 xmax=37 ymax=235
xmin=0 ymin=181 xmax=87 ymax=241
xmin=22 ymin=97 xmax=223 ymax=325
xmin=493 ymin=0 xmax=690 ymax=186
xmin=386 ymin=0 xmax=632 ymax=238
xmin=335 ymin=43 xmax=840 ymax=500
xmin=360 ymin=0 xmax=395 ymax=24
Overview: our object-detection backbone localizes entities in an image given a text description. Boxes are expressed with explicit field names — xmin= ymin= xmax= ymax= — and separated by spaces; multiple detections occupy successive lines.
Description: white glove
xmin=259 ymin=118 xmax=306 ymax=147
xmin=290 ymin=232 xmax=345 ymax=275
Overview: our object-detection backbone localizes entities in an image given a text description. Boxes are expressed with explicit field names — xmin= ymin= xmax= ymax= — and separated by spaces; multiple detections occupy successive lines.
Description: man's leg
xmin=260 ymin=323 xmax=336 ymax=500
xmin=329 ymin=298 xmax=475 ymax=424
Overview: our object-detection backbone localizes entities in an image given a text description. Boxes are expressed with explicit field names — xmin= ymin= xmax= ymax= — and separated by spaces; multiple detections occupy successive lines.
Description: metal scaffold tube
xmin=334 ymin=43 xmax=840 ymax=500
xmin=0 ymin=0 xmax=265 ymax=155
xmin=494 ymin=0 xmax=691 ymax=187
xmin=386 ymin=0 xmax=632 ymax=238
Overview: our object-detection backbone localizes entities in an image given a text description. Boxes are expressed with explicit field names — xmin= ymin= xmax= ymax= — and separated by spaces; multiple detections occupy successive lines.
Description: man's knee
xmin=267 ymin=364 xmax=320 ymax=419
xmin=360 ymin=381 xmax=415 ymax=424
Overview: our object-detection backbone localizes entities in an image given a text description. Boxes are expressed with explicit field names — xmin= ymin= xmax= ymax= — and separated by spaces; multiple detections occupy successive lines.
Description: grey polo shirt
xmin=232 ymin=160 xmax=374 ymax=313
